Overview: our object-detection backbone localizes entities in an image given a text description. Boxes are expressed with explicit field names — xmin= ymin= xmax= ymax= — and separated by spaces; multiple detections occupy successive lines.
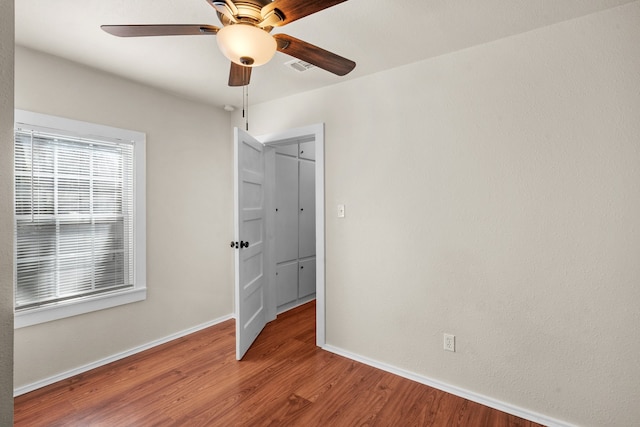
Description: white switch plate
xmin=337 ymin=204 xmax=345 ymax=218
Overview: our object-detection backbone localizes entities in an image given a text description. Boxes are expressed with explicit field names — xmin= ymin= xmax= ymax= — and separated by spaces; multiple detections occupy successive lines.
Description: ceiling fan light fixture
xmin=216 ymin=24 xmax=277 ymax=67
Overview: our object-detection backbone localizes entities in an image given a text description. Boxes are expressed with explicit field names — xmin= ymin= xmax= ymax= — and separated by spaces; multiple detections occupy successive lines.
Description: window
xmin=14 ymin=110 xmax=146 ymax=328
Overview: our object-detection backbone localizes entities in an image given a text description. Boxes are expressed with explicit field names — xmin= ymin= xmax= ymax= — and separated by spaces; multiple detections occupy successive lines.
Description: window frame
xmin=13 ymin=110 xmax=146 ymax=328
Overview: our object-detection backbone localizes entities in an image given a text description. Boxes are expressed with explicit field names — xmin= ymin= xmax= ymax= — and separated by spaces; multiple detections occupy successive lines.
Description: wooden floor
xmin=14 ymin=301 xmax=544 ymax=426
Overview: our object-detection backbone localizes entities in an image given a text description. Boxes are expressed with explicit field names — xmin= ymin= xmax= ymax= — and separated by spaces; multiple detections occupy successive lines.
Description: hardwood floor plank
xmin=369 ymin=375 xmax=442 ymax=426
xmin=14 ymin=301 xmax=546 ymax=426
xmin=292 ymin=352 xmax=360 ymax=402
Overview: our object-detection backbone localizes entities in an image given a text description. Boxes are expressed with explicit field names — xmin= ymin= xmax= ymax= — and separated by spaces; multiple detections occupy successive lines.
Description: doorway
xmin=258 ymin=123 xmax=325 ymax=348
xmin=234 ymin=123 xmax=326 ymax=359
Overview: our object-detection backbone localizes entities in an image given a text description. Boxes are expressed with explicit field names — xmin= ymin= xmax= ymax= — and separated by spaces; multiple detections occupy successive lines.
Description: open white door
xmin=234 ymin=128 xmax=267 ymax=360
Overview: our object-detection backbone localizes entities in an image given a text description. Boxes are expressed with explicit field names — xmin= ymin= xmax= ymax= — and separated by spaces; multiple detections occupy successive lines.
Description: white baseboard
xmin=15 ymin=314 xmax=573 ymax=427
xmin=14 ymin=313 xmax=234 ymax=397
xmin=322 ymin=344 xmax=575 ymax=427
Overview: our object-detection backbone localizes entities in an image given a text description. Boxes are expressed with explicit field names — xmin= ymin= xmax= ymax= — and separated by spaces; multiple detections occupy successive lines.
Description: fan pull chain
xmin=242 ymin=67 xmax=249 ymax=131
xmin=245 ymin=82 xmax=249 ymax=132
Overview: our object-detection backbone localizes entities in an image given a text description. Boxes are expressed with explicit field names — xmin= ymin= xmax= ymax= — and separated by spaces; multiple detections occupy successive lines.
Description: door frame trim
xmin=257 ymin=123 xmax=326 ymax=347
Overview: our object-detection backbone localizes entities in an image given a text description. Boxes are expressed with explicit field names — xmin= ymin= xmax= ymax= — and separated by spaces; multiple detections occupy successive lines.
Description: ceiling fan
xmin=101 ymin=0 xmax=356 ymax=87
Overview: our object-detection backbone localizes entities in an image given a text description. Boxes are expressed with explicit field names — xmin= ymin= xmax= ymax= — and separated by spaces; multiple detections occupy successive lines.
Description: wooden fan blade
xmin=274 ymin=34 xmax=355 ymax=76
xmin=262 ymin=0 xmax=348 ymax=26
xmin=229 ymin=62 xmax=252 ymax=86
xmin=101 ymin=24 xmax=219 ymax=37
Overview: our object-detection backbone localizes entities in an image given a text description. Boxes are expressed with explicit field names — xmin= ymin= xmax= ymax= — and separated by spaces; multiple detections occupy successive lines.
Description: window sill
xmin=14 ymin=287 xmax=147 ymax=329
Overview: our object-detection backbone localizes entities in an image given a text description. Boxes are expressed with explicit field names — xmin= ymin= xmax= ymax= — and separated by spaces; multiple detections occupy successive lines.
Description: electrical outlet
xmin=444 ymin=334 xmax=455 ymax=352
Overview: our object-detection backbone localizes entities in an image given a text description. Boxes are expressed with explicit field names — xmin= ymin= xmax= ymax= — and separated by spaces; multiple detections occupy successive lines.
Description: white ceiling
xmin=15 ymin=0 xmax=635 ymax=109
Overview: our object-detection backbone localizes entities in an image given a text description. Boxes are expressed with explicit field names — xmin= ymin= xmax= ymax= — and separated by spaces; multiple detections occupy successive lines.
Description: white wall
xmin=0 ymin=1 xmax=15 ymax=424
xmin=13 ymin=47 xmax=235 ymax=389
xmin=238 ymin=2 xmax=640 ymax=426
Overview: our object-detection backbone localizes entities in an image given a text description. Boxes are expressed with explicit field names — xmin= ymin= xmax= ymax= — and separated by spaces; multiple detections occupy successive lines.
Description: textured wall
xmin=0 ymin=0 xmax=15 ymax=424
xmin=239 ymin=3 xmax=640 ymax=426
xmin=13 ymin=47 xmax=235 ymax=389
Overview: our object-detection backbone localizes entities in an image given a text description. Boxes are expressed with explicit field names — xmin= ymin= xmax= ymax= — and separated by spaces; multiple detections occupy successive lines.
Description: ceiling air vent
xmin=285 ymin=59 xmax=316 ymax=72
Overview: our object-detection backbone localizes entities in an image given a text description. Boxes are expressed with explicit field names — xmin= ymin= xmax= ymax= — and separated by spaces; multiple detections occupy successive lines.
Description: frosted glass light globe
xmin=216 ymin=24 xmax=277 ymax=67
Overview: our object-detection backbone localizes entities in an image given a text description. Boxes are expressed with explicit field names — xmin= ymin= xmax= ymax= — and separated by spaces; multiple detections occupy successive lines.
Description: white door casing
xmin=234 ymin=128 xmax=267 ymax=360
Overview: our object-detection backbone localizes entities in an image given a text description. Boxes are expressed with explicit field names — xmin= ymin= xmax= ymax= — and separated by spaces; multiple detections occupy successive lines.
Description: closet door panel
xmin=275 ymin=154 xmax=299 ymax=263
xmin=298 ymin=258 xmax=316 ymax=298
xmin=276 ymin=262 xmax=299 ymax=306
xmin=275 ymin=144 xmax=299 ymax=156
xmin=299 ymin=141 xmax=316 ymax=161
xmin=298 ymin=160 xmax=316 ymax=259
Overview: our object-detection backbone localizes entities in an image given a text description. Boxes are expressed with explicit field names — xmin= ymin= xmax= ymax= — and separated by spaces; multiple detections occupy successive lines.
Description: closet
xmin=275 ymin=139 xmax=316 ymax=313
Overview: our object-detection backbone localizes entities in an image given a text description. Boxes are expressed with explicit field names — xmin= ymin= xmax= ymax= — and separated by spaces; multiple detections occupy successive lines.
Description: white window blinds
xmin=14 ymin=129 xmax=135 ymax=311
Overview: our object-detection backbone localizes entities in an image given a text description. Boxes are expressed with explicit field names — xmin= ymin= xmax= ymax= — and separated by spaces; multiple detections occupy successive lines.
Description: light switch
xmin=337 ymin=204 xmax=345 ymax=218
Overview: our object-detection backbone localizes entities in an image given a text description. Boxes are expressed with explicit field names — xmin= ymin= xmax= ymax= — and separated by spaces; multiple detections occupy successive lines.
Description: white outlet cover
xmin=337 ymin=204 xmax=345 ymax=218
xmin=444 ymin=333 xmax=455 ymax=352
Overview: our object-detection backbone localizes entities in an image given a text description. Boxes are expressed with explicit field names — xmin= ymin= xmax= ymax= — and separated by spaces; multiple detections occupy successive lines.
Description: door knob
xmin=240 ymin=241 xmax=249 ymax=248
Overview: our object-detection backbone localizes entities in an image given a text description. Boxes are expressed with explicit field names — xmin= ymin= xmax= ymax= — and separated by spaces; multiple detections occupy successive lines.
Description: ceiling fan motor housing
xmin=210 ymin=0 xmax=284 ymax=29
